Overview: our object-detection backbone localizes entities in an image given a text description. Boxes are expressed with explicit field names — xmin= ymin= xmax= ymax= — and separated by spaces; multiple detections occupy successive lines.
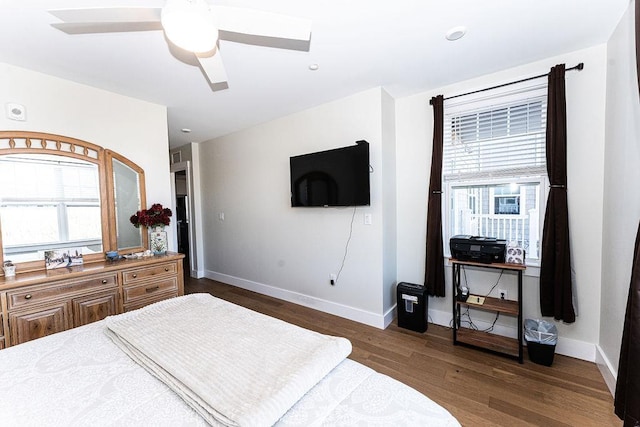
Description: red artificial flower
xmin=130 ymin=203 xmax=172 ymax=228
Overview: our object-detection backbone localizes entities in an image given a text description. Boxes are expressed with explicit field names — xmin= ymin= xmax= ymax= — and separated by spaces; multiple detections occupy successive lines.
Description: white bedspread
xmin=0 ymin=294 xmax=460 ymax=426
xmin=104 ymin=294 xmax=352 ymax=427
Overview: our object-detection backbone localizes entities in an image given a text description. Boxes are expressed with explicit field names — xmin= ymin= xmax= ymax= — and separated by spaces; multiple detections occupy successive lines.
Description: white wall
xmin=0 ymin=63 xmax=175 ymax=250
xmin=199 ymin=87 xmax=393 ymax=327
xmin=599 ymin=0 xmax=640 ymax=391
xmin=381 ymin=89 xmax=397 ymax=321
xmin=396 ymin=45 xmax=608 ymax=360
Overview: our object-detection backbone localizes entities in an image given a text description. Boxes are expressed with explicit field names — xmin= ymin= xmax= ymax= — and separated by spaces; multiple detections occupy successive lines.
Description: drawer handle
xmin=102 ymin=279 xmax=108 ymax=284
xmin=132 ymin=274 xmax=137 ymax=278
xmin=146 ymin=285 xmax=160 ymax=293
xmin=24 ymin=294 xmax=32 ymax=300
xmin=164 ymin=267 xmax=169 ymax=272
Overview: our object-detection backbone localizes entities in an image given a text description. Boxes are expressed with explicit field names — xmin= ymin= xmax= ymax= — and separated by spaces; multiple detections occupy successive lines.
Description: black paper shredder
xmin=397 ymin=282 xmax=428 ymax=333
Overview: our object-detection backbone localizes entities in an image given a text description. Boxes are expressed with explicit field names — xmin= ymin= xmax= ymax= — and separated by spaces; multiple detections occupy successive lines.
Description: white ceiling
xmin=0 ymin=0 xmax=630 ymax=148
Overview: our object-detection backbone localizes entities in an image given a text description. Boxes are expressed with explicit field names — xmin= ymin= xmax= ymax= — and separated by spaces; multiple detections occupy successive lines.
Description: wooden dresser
xmin=0 ymin=252 xmax=184 ymax=348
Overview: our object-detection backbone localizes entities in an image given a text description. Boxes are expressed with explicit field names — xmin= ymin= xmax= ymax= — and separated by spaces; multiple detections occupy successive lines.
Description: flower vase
xmin=149 ymin=226 xmax=168 ymax=255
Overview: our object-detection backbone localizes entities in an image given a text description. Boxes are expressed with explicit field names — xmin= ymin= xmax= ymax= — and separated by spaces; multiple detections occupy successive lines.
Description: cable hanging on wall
xmin=334 ymin=205 xmax=357 ymax=285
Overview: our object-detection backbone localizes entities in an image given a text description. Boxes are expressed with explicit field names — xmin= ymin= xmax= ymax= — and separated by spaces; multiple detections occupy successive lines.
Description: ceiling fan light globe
xmin=161 ymin=0 xmax=218 ymax=53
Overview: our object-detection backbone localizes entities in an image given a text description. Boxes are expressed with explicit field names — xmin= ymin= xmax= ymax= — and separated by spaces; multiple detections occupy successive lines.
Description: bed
xmin=0 ymin=293 xmax=459 ymax=426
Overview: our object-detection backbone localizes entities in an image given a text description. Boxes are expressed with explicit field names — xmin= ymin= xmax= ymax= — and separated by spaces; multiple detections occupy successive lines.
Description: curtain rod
xmin=429 ymin=62 xmax=584 ymax=105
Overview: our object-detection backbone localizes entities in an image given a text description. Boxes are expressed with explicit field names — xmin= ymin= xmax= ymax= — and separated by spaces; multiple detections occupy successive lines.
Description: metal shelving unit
xmin=450 ymin=258 xmax=526 ymax=363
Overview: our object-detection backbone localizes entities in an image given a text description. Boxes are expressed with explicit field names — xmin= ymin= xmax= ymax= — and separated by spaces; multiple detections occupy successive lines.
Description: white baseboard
xmin=383 ymin=305 xmax=396 ymax=329
xmin=428 ymin=307 xmax=597 ymax=363
xmin=555 ymin=335 xmax=596 ymax=362
xmin=428 ymin=307 xmax=453 ymax=329
xmin=205 ymin=270 xmax=389 ymax=329
xmin=595 ymin=345 xmax=617 ymax=396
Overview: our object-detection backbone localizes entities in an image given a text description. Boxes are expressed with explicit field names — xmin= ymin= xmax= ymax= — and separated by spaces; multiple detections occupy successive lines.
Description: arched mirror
xmin=0 ymin=132 xmax=147 ymax=273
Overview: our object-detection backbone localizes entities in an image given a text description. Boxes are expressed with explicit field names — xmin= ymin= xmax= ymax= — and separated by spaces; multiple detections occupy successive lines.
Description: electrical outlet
xmin=329 ymin=274 xmax=337 ymax=286
xmin=499 ymin=289 xmax=508 ymax=300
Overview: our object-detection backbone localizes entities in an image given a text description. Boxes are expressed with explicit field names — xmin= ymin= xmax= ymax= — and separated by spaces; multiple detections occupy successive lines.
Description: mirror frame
xmin=105 ymin=149 xmax=148 ymax=252
xmin=0 ymin=131 xmax=147 ymax=274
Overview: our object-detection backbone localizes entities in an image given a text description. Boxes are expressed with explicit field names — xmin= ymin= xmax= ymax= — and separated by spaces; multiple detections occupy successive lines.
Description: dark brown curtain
xmin=615 ymin=223 xmax=640 ymax=426
xmin=425 ymin=95 xmax=445 ymax=297
xmin=539 ymin=64 xmax=575 ymax=323
xmin=615 ymin=2 xmax=640 ymax=424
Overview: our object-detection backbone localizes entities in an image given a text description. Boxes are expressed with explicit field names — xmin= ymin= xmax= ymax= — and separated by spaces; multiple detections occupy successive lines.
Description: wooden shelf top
xmin=456 ymin=328 xmax=520 ymax=358
xmin=459 ymin=295 xmax=519 ymax=316
xmin=449 ymin=258 xmax=526 ymax=271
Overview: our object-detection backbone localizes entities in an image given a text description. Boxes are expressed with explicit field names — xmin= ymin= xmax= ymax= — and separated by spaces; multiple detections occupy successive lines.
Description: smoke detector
xmin=446 ymin=26 xmax=467 ymax=41
xmin=6 ymin=103 xmax=26 ymax=121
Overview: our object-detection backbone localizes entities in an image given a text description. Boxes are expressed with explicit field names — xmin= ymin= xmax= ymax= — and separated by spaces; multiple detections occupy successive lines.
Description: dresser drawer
xmin=123 ymin=291 xmax=177 ymax=312
xmin=8 ymin=301 xmax=72 ymax=345
xmin=123 ymin=277 xmax=178 ymax=304
xmin=122 ymin=262 xmax=177 ymax=284
xmin=7 ymin=274 xmax=117 ymax=310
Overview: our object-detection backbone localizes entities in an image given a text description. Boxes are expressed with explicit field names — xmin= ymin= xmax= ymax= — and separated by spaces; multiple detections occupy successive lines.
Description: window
xmin=0 ymin=154 xmax=102 ymax=262
xmin=443 ymin=86 xmax=547 ymax=263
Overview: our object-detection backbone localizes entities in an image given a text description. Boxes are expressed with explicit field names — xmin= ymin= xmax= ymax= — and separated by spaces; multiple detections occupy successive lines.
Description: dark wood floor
xmin=185 ymin=277 xmax=620 ymax=426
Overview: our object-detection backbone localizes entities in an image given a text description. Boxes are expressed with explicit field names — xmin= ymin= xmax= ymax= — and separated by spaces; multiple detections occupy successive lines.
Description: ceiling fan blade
xmin=212 ymin=6 xmax=311 ymax=51
xmin=50 ymin=8 xmax=161 ymax=24
xmin=51 ymin=22 xmax=162 ymax=35
xmin=196 ymin=51 xmax=229 ymax=90
xmin=49 ymin=8 xmax=161 ymax=34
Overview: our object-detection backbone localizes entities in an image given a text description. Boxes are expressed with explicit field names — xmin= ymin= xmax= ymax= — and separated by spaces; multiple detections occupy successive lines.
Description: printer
xmin=450 ymin=235 xmax=507 ymax=264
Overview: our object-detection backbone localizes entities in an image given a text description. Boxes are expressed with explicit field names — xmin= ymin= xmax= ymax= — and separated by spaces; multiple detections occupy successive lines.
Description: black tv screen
xmin=290 ymin=141 xmax=370 ymax=207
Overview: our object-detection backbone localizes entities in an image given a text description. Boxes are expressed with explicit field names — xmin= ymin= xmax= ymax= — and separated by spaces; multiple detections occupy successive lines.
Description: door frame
xmin=170 ymin=160 xmax=197 ymax=277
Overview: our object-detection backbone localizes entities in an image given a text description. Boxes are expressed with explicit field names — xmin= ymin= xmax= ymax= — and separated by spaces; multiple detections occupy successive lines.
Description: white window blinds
xmin=443 ymin=93 xmax=547 ymax=181
xmin=0 ymin=155 xmax=99 ymax=201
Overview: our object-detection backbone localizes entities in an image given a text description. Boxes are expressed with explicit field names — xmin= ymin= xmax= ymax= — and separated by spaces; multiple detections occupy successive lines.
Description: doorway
xmin=171 ymin=162 xmax=196 ymax=278
xmin=175 ymin=175 xmax=190 ymax=275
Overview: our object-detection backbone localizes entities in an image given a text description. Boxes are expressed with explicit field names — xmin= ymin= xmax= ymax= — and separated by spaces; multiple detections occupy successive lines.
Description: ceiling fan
xmin=48 ymin=0 xmax=312 ymax=91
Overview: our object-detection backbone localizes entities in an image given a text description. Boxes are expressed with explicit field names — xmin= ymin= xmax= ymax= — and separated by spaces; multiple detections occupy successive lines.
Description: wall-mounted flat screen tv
xmin=290 ymin=141 xmax=370 ymax=207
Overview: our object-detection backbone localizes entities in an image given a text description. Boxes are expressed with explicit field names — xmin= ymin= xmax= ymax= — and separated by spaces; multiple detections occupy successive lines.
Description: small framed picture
xmin=44 ymin=248 xmax=83 ymax=269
